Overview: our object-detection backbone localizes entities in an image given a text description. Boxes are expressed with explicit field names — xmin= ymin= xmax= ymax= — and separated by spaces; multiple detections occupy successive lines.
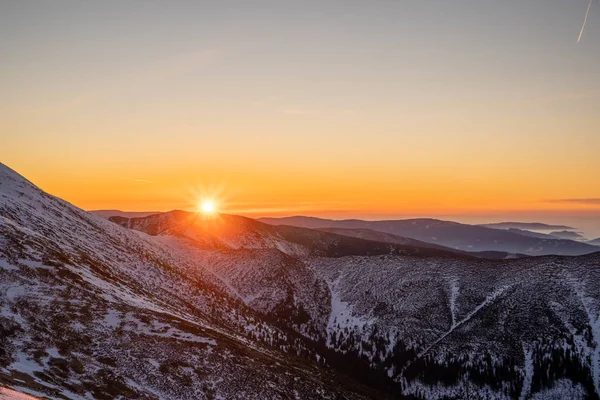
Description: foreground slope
xmin=0 ymin=163 xmax=376 ymax=399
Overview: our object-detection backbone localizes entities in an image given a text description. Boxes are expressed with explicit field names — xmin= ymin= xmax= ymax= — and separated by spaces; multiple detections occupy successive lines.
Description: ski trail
xmin=519 ymin=345 xmax=533 ymax=400
xmin=417 ymin=284 xmax=513 ymax=359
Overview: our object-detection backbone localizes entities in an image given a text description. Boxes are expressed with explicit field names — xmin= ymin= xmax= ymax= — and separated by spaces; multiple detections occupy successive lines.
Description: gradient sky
xmin=1 ymin=1 xmax=599 ymax=221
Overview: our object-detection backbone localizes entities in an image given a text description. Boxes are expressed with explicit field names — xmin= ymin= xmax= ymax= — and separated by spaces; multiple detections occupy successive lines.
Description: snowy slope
xmin=310 ymin=253 xmax=600 ymax=399
xmin=0 ymin=163 xmax=375 ymax=400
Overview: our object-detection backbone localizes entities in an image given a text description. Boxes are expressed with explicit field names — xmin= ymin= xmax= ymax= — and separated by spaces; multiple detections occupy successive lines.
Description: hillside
xmin=0 ymin=163 xmax=377 ymax=399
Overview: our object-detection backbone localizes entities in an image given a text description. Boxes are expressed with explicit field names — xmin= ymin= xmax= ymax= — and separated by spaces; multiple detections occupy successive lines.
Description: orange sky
xmin=1 ymin=1 xmax=599 ymax=219
xmin=4 ymin=155 xmax=599 ymax=219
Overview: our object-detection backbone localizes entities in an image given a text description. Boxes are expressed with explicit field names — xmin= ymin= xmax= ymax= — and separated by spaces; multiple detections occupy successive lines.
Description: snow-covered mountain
xmin=0 ymin=163 xmax=375 ymax=399
xmin=3 ymin=162 xmax=600 ymax=399
xmin=259 ymin=216 xmax=599 ymax=256
xmin=310 ymin=254 xmax=600 ymax=399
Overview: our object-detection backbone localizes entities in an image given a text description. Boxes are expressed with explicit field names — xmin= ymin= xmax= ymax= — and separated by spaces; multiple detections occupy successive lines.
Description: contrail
xmin=578 ymin=0 xmax=594 ymax=43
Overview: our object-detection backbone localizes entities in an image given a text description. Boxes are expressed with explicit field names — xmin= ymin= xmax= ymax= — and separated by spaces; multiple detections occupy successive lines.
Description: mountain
xmin=550 ymin=230 xmax=586 ymax=241
xmin=479 ymin=222 xmax=575 ymax=230
xmin=589 ymin=238 xmax=600 ymax=246
xmin=106 ymin=210 xmax=600 ymax=399
xmin=108 ymin=211 xmax=489 ymax=260
xmin=259 ymin=216 xmax=599 ymax=256
xmin=505 ymin=228 xmax=557 ymax=239
xmin=317 ymin=227 xmax=523 ymax=259
xmin=4 ymin=162 xmax=600 ymax=400
xmin=309 ymin=252 xmax=600 ymax=399
xmin=0 ymin=163 xmax=377 ymax=399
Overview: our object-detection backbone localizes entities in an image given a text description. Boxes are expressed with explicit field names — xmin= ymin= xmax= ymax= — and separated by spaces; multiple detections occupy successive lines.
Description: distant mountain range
xmin=503 ymin=228 xmax=557 ymax=239
xmin=315 ymin=227 xmax=524 ymax=259
xmin=3 ymin=162 xmax=600 ymax=399
xmin=89 ymin=209 xmax=160 ymax=219
xmin=258 ymin=216 xmax=599 ymax=256
xmin=482 ymin=224 xmax=590 ymax=242
xmin=107 ymin=211 xmax=512 ymax=260
xmin=549 ymin=230 xmax=586 ymax=240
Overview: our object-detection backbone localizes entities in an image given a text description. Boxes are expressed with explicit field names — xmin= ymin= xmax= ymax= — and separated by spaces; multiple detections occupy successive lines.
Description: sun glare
xmin=200 ymin=200 xmax=216 ymax=214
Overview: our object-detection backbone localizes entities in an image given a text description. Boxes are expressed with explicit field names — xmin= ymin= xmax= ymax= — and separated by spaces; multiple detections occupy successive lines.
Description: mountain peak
xmin=0 ymin=162 xmax=38 ymax=194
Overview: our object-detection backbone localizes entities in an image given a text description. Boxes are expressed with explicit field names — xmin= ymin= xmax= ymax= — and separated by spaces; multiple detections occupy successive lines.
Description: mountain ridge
xmin=258 ymin=216 xmax=598 ymax=256
xmin=109 ymin=211 xmax=505 ymax=260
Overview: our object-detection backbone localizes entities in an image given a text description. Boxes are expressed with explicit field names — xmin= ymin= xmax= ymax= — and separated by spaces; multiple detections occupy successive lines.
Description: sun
xmin=200 ymin=200 xmax=217 ymax=214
